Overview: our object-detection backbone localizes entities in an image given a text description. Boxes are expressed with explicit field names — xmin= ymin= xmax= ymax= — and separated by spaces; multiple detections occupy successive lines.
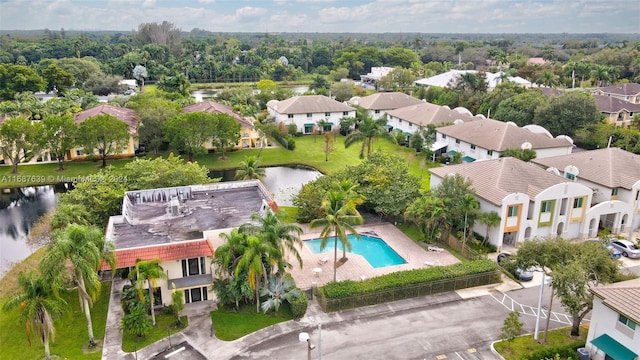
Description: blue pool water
xmin=305 ymin=234 xmax=406 ymax=268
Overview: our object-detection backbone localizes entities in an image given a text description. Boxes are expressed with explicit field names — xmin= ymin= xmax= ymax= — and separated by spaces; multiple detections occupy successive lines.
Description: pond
xmin=0 ymin=166 xmax=321 ymax=278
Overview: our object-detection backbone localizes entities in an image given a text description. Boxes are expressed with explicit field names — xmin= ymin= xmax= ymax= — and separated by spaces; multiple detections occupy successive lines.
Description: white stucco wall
xmin=586 ymin=296 xmax=640 ymax=360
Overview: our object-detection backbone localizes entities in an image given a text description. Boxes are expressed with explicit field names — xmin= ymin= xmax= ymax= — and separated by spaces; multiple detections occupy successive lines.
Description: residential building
xmin=266 ymin=95 xmax=356 ymax=134
xmin=347 ymin=92 xmax=424 ymax=119
xmin=182 ymin=101 xmax=264 ymax=149
xmin=532 ymin=148 xmax=640 ymax=237
xmin=385 ymin=102 xmax=478 ymax=142
xmin=593 ymin=94 xmax=640 ymax=128
xmin=429 ymin=157 xmax=593 ymax=250
xmin=527 ymin=57 xmax=549 ymax=66
xmin=434 ymin=118 xmax=574 ymax=162
xmin=593 ymin=83 xmax=640 ymax=104
xmin=100 ymin=180 xmax=277 ymax=306
xmin=360 ymin=67 xmax=394 ymax=89
xmin=70 ymin=104 xmax=140 ymax=160
xmin=586 ymin=279 xmax=640 ymax=360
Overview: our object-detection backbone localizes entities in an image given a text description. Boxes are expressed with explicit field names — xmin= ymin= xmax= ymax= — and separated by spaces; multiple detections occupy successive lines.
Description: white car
xmin=609 ymin=240 xmax=640 ymax=258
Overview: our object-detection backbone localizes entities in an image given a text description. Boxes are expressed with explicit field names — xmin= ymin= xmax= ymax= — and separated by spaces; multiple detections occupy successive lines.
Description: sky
xmin=0 ymin=0 xmax=639 ymax=34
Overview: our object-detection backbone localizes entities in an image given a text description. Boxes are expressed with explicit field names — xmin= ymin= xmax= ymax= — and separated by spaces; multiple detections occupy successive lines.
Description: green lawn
xmin=211 ymin=303 xmax=295 ymax=341
xmin=1 ymin=134 xmax=435 ymax=189
xmin=0 ymin=282 xmax=111 ymax=360
xmin=494 ymin=325 xmax=588 ymax=360
xmin=121 ymin=314 xmax=188 ymax=353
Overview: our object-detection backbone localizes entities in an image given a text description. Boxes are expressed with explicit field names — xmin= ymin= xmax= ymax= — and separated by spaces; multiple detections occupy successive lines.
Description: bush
xmin=520 ymin=341 xmax=585 ymax=360
xmin=320 ymin=259 xmax=499 ymax=299
xmin=290 ymin=292 xmax=308 ymax=319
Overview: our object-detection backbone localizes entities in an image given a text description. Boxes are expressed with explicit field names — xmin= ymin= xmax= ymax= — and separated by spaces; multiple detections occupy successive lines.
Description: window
xmin=325 ymin=112 xmax=331 ymax=117
xmin=618 ymin=314 xmax=637 ymax=330
xmin=375 ymin=110 xmax=380 ymax=114
xmin=507 ymin=205 xmax=518 ymax=217
xmin=573 ymin=197 xmax=583 ymax=209
xmin=287 ymin=114 xmax=294 ymax=119
xmin=184 ymin=286 xmax=209 ymax=303
xmin=611 ymin=188 xmax=619 ymax=196
xmin=455 ymin=139 xmax=460 ymax=144
xmin=306 ymin=113 xmax=312 ymax=118
xmin=470 ymin=144 xmax=476 ymax=150
xmin=487 ymin=150 xmax=493 ymax=156
xmin=76 ymin=150 xmax=84 ymax=156
xmin=342 ymin=111 xmax=348 ymax=116
xmin=304 ymin=124 xmax=313 ymax=133
xmin=181 ymin=257 xmax=206 ymax=277
xmin=442 ymin=134 xmax=447 ymax=139
xmin=566 ymin=173 xmax=575 ymax=180
xmin=541 ymin=200 xmax=552 ymax=213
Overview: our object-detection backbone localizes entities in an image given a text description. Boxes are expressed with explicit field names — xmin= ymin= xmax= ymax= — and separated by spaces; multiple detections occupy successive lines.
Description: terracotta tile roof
xmin=429 ymin=157 xmax=571 ymax=206
xmin=347 ymin=92 xmax=424 ymax=110
xmin=595 ymin=83 xmax=640 ymax=96
xmin=531 ymin=147 xmax=640 ymax=190
xmin=267 ymin=95 xmax=355 ymax=114
xmin=437 ymin=118 xmax=573 ymax=151
xmin=74 ymin=104 xmax=139 ymax=135
xmin=182 ymin=101 xmax=252 ymax=128
xmin=593 ymin=94 xmax=640 ymax=113
xmin=386 ymin=102 xmax=478 ymax=127
xmin=100 ymin=239 xmax=214 ymax=270
xmin=591 ymin=279 xmax=640 ymax=323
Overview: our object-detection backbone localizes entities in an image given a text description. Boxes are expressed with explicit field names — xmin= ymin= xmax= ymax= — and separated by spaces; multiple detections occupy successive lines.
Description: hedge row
xmin=321 ymin=259 xmax=499 ymax=299
xmin=270 ymin=129 xmax=296 ymax=150
xmin=520 ymin=341 xmax=586 ymax=360
xmin=290 ymin=292 xmax=308 ymax=319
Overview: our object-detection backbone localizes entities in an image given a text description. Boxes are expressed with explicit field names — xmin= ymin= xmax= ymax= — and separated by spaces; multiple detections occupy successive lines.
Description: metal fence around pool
xmin=316 ymin=271 xmax=501 ymax=312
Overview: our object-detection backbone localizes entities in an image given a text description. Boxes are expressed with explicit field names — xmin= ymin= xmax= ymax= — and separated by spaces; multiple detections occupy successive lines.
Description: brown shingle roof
xmin=538 ymin=87 xmax=564 ymax=98
xmin=347 ymin=92 xmax=424 ymax=110
xmin=531 ymin=147 xmax=640 ymax=190
xmin=267 ymin=95 xmax=355 ymax=114
xmin=387 ymin=102 xmax=478 ymax=127
xmin=74 ymin=104 xmax=139 ymax=135
xmin=593 ymin=94 xmax=640 ymax=113
xmin=591 ymin=279 xmax=640 ymax=323
xmin=182 ymin=101 xmax=252 ymax=128
xmin=100 ymin=239 xmax=214 ymax=270
xmin=437 ymin=118 xmax=572 ymax=151
xmin=429 ymin=157 xmax=569 ymax=205
xmin=596 ymin=83 xmax=640 ymax=96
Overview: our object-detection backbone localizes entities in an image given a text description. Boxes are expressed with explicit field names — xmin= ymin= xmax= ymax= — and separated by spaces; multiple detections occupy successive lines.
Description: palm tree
xmin=536 ymin=70 xmax=558 ymax=88
xmin=460 ymin=194 xmax=480 ymax=243
xmin=240 ymin=209 xmax=304 ymax=272
xmin=310 ymin=190 xmax=363 ymax=282
xmin=3 ymin=272 xmax=68 ymax=360
xmin=235 ymin=155 xmax=266 ymax=180
xmin=404 ymin=195 xmax=447 ymax=242
xmin=131 ymin=258 xmax=167 ymax=326
xmin=235 ymin=235 xmax=280 ymax=313
xmin=40 ymin=224 xmax=115 ymax=348
xmin=478 ymin=211 xmax=501 ymax=246
xmin=345 ymin=107 xmax=396 ymax=158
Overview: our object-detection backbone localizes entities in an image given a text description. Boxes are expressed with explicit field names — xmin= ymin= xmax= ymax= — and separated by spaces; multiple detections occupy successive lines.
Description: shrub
xmin=290 ymin=292 xmax=309 ymax=319
xmin=520 ymin=341 xmax=585 ymax=360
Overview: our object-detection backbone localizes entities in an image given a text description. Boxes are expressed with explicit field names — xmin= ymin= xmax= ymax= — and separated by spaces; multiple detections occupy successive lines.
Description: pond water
xmin=0 ymin=166 xmax=321 ymax=278
xmin=0 ymin=185 xmax=61 ymax=277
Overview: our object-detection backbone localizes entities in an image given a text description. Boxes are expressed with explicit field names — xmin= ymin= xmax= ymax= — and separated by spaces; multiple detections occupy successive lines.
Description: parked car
xmin=497 ymin=253 xmax=534 ymax=281
xmin=609 ymin=239 xmax=640 ymax=258
xmin=585 ymin=240 xmax=622 ymax=259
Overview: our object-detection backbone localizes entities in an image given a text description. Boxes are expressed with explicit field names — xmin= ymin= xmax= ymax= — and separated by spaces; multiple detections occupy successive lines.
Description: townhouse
xmin=592 ymin=83 xmax=640 ymax=104
xmin=266 ymin=95 xmax=356 ymax=134
xmin=593 ymin=94 xmax=640 ymax=129
xmin=346 ymin=92 xmax=424 ymax=120
xmin=429 ymin=157 xmax=593 ymax=250
xmin=532 ymin=148 xmax=640 ymax=238
xmin=434 ymin=117 xmax=574 ymax=162
xmin=586 ymin=279 xmax=640 ymax=360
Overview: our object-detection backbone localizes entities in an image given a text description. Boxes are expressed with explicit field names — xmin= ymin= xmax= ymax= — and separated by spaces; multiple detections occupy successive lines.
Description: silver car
xmin=609 ymin=240 xmax=640 ymax=258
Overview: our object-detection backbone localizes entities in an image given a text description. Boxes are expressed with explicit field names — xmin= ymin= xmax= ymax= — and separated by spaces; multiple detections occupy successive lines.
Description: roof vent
xmin=521 ymin=141 xmax=532 ymax=150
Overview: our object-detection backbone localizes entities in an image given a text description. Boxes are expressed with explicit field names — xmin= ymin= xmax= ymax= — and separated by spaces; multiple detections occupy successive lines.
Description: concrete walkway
xmin=102 ymin=275 xmax=522 ymax=359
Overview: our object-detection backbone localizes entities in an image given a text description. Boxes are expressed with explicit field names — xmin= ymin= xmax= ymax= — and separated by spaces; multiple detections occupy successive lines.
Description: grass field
xmin=211 ymin=303 xmax=295 ymax=341
xmin=0 ymin=282 xmax=111 ymax=360
xmin=493 ymin=325 xmax=588 ymax=360
xmin=0 ymin=134 xmax=436 ymax=189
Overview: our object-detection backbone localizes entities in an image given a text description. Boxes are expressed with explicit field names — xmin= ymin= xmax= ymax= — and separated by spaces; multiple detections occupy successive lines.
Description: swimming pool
xmin=304 ymin=234 xmax=407 ymax=268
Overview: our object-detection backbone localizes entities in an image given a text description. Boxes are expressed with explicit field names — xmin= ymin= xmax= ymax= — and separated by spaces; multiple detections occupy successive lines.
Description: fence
xmin=441 ymin=233 xmax=486 ymax=261
xmin=316 ymin=271 xmax=501 ymax=312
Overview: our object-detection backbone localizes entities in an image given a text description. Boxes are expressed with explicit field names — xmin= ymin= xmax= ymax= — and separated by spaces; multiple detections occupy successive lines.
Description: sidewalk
xmin=102 ymin=276 xmax=519 ymax=359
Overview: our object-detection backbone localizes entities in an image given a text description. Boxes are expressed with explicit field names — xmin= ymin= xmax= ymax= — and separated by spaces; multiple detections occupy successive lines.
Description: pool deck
xmin=287 ymin=223 xmax=460 ymax=290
